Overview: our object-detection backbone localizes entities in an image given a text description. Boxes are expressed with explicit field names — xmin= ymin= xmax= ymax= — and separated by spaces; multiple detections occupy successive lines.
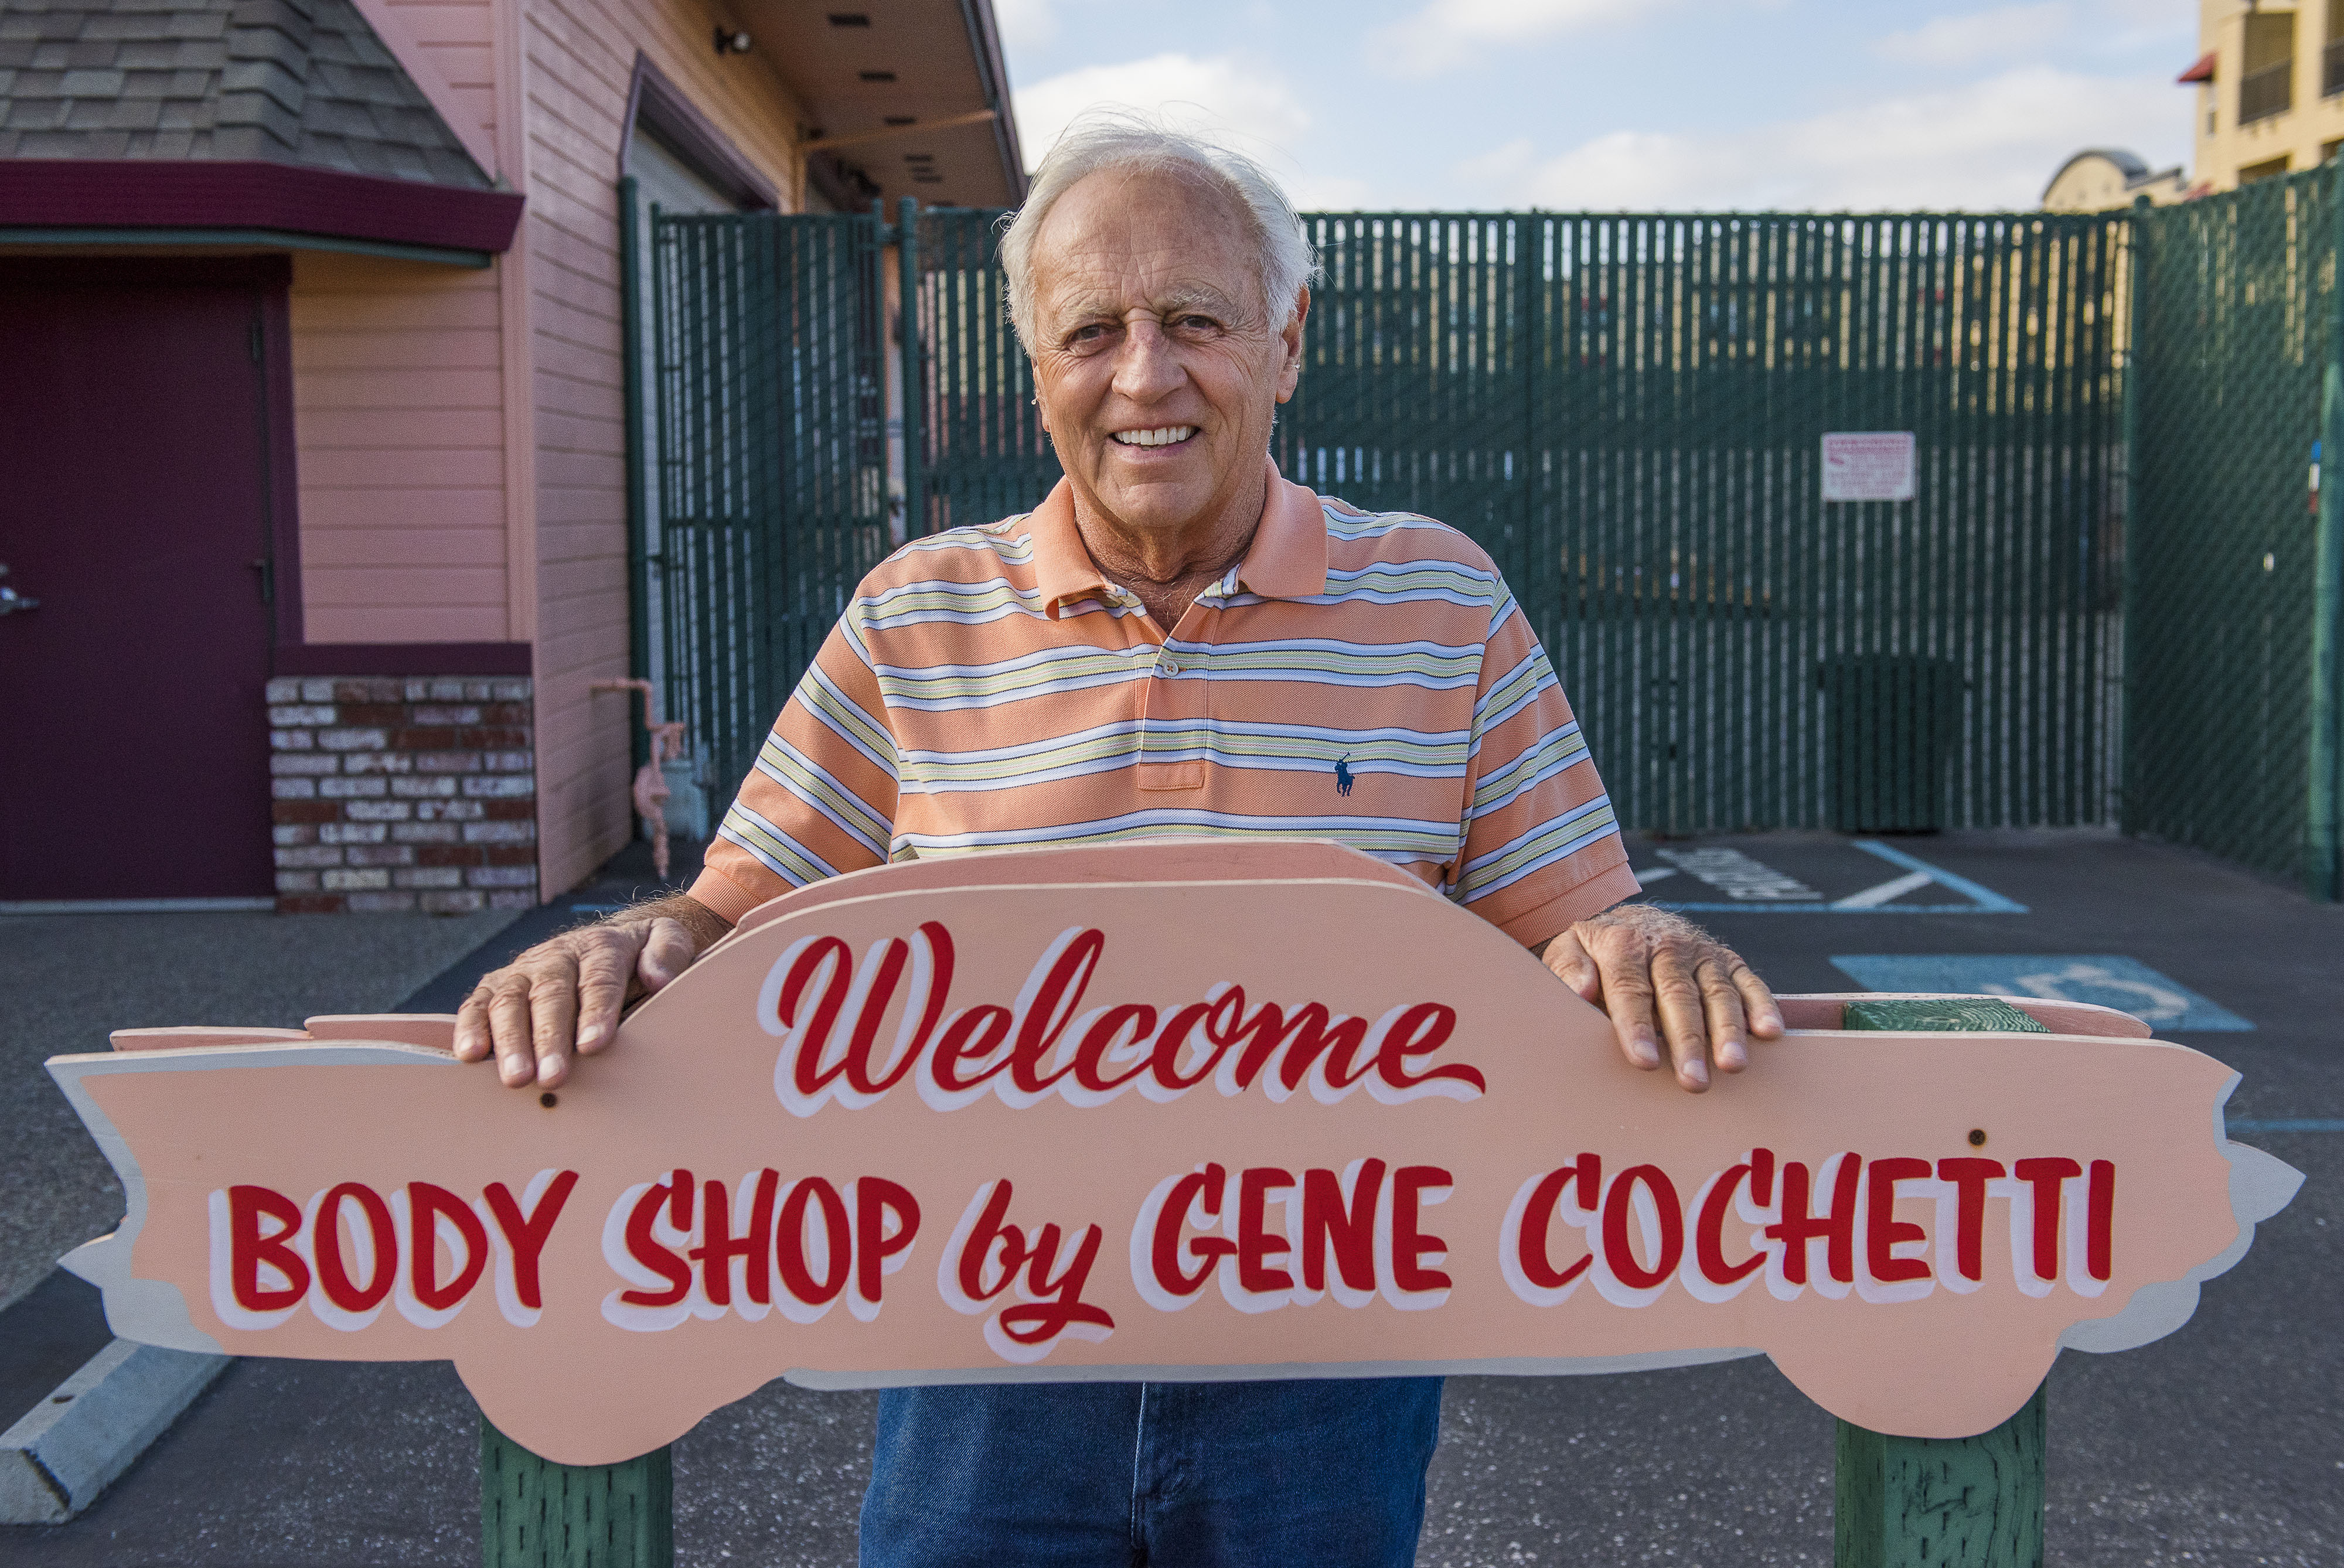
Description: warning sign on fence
xmin=1822 ymin=432 xmax=1916 ymax=502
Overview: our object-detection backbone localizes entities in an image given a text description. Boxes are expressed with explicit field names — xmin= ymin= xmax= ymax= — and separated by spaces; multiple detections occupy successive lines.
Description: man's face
xmin=1025 ymin=168 xmax=1304 ymax=545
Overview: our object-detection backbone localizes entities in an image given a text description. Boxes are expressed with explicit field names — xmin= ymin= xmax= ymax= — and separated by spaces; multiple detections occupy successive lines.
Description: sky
xmin=992 ymin=0 xmax=2200 ymax=212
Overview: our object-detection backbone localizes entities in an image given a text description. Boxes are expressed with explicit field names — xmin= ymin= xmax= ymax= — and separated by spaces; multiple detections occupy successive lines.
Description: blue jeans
xmin=858 ymin=1378 xmax=1443 ymax=1567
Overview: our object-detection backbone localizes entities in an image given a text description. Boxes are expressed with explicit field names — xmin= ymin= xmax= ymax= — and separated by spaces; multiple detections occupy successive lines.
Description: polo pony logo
xmin=1334 ymin=756 xmax=1355 ymax=797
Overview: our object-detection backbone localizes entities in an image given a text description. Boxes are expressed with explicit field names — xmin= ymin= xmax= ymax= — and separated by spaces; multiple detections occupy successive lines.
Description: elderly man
xmin=456 ymin=118 xmax=1780 ymax=1566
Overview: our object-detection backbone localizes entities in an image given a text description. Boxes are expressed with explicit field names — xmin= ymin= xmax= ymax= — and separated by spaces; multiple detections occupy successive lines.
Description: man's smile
xmin=1110 ymin=425 xmax=1198 ymax=448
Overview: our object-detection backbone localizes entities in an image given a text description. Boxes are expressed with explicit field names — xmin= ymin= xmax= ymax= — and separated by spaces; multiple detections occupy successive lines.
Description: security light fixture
xmin=884 ymin=115 xmax=917 ymax=126
xmin=827 ymin=12 xmax=871 ymax=23
xmin=714 ymin=26 xmax=751 ymax=53
xmin=859 ymin=70 xmax=897 ymax=82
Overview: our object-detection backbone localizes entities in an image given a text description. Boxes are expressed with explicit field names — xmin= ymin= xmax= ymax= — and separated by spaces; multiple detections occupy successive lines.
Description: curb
xmin=0 ymin=1339 xmax=230 ymax=1522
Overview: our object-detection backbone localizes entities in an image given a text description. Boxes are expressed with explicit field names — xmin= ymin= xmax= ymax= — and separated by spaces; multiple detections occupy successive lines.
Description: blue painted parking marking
xmin=1829 ymin=954 xmax=2254 ymax=1032
xmin=2227 ymin=1119 xmax=2344 ymax=1133
xmin=1644 ymin=840 xmax=2027 ymax=915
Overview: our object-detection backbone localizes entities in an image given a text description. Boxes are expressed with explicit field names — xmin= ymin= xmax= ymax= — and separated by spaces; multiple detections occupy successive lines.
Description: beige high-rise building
xmin=2186 ymin=0 xmax=2344 ymax=190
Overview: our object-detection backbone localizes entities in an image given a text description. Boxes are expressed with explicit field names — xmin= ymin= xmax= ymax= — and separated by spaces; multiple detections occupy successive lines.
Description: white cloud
xmin=1370 ymin=0 xmax=1674 ymax=78
xmin=1010 ymin=52 xmax=1365 ymax=206
xmin=1467 ymin=66 xmax=2179 ymax=212
xmin=991 ymin=0 xmax=1058 ymax=54
xmin=1873 ymin=3 xmax=2073 ymax=69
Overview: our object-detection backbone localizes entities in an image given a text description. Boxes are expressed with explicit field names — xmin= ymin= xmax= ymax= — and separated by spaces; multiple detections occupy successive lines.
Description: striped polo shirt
xmin=690 ymin=461 xmax=1638 ymax=946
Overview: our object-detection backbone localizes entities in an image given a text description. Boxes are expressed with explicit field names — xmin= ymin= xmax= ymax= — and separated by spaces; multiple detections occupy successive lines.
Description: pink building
xmin=0 ymin=0 xmax=1023 ymax=911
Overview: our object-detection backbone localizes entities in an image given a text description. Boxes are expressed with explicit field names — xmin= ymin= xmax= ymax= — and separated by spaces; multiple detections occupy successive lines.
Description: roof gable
xmin=0 ymin=0 xmax=490 ymax=189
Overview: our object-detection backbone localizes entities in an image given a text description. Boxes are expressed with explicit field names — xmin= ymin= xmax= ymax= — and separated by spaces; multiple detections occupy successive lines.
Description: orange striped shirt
xmin=691 ymin=463 xmax=1637 ymax=945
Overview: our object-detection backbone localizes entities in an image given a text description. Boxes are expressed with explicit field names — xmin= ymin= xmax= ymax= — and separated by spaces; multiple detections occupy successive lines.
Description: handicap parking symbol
xmin=1828 ymin=954 xmax=2253 ymax=1032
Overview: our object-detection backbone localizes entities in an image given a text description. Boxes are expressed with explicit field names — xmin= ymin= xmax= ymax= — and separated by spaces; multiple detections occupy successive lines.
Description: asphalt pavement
xmin=2 ymin=829 xmax=2336 ymax=1566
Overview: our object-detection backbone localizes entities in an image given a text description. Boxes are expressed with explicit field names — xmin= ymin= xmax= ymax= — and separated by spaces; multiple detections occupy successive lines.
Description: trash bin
xmin=1816 ymin=655 xmax=1964 ymax=833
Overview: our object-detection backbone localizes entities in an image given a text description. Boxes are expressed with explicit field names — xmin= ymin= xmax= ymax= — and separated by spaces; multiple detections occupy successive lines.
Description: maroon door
xmin=0 ymin=261 xmax=281 ymax=901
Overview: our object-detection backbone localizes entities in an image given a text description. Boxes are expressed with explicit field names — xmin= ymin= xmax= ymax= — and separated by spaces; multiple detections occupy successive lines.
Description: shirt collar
xmin=1026 ymin=456 xmax=1330 ymax=618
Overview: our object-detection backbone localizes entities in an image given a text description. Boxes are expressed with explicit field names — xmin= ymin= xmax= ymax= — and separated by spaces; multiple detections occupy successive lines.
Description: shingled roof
xmin=0 ymin=0 xmax=490 ymax=188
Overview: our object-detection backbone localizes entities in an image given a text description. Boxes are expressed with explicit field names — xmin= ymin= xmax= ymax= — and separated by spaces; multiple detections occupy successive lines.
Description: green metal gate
xmin=642 ymin=208 xmax=894 ymax=799
xmin=2127 ymin=169 xmax=2343 ymax=895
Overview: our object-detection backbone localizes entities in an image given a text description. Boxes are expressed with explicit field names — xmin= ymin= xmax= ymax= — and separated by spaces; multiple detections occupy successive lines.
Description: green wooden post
xmin=482 ymin=1418 xmax=673 ymax=1568
xmin=1834 ymin=995 xmax=2052 ymax=1568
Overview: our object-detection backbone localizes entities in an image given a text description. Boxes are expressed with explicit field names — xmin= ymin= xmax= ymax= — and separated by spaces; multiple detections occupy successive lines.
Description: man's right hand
xmin=452 ymin=894 xmax=732 ymax=1089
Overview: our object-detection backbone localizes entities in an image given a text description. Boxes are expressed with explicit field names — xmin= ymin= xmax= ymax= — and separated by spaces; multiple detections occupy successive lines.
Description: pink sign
xmin=51 ymin=841 xmax=2297 ymax=1465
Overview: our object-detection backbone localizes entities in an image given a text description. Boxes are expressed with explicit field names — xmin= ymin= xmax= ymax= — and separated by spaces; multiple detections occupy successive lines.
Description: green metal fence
xmin=1283 ymin=212 xmax=2129 ymax=834
xmin=895 ymin=208 xmax=2128 ymax=835
xmin=2128 ymin=171 xmax=2344 ymax=895
xmin=645 ymin=209 xmax=894 ymax=799
xmin=642 ymin=193 xmax=2343 ymax=894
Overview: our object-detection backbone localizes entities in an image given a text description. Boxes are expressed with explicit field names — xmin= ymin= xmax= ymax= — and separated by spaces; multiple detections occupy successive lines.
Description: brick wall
xmin=267 ymin=676 xmax=539 ymax=914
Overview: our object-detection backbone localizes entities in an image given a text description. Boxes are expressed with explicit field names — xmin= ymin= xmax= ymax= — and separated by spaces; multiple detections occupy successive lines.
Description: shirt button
xmin=1157 ymin=656 xmax=1180 ymax=677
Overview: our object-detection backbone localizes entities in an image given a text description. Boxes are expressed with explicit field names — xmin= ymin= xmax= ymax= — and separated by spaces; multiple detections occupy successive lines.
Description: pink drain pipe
xmin=590 ymin=680 xmax=690 ymax=881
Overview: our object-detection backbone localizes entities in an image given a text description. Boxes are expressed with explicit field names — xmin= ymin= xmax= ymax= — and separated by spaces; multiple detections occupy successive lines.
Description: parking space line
xmin=1644 ymin=840 xmax=2028 ymax=915
xmin=2227 ymin=1119 xmax=2344 ymax=1133
xmin=1832 ymin=870 xmax=1934 ymax=909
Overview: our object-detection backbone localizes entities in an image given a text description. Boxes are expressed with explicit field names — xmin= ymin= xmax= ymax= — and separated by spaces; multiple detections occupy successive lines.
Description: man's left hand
xmin=1538 ymin=904 xmax=1783 ymax=1092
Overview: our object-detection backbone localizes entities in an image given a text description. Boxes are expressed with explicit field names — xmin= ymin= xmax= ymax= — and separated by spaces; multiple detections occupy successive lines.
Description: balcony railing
xmin=2241 ymin=59 xmax=2294 ymax=124
xmin=2326 ymin=38 xmax=2344 ymax=98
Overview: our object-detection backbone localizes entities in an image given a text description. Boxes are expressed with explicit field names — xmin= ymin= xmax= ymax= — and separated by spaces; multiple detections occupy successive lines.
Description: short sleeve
xmin=1446 ymin=589 xmax=1639 ymax=947
xmin=689 ymin=615 xmax=900 ymax=925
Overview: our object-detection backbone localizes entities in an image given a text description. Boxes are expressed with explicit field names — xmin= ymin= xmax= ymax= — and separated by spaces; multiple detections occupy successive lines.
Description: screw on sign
xmin=48 ymin=842 xmax=2298 ymax=1564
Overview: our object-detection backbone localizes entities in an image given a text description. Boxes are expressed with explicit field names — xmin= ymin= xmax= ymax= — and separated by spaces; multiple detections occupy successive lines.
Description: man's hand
xmin=452 ymin=894 xmax=733 ymax=1089
xmin=1538 ymin=904 xmax=1782 ymax=1093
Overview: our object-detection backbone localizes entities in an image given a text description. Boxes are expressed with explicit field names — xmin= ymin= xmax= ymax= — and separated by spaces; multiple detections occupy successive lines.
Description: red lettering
xmin=2013 ymin=1157 xmax=2083 ymax=1281
xmin=2087 ymin=1159 xmax=2115 ymax=1282
xmin=849 ymin=924 xmax=954 ymax=1094
xmin=1277 ymin=1008 xmax=1371 ymax=1094
xmin=1863 ymin=1157 xmax=1934 ymax=1286
xmin=1237 ymin=1167 xmax=1295 ymax=1293
xmin=1302 ymin=1161 xmax=1385 ymax=1293
xmin=314 ymin=1182 xmax=396 ymax=1313
xmin=956 ymin=1179 xmax=1027 ymax=1304
xmin=228 ymin=1185 xmax=309 ymax=1311
xmin=406 ymin=1182 xmax=489 ymax=1312
xmin=1935 ymin=1157 xmax=2003 ymax=1282
xmin=931 ymin=1005 xmax=1013 ymax=1093
xmin=619 ymin=1170 xmax=694 ymax=1308
xmin=1518 ymin=1156 xmax=1599 ymax=1291
xmin=775 ymin=1177 xmax=852 ymax=1305
xmin=1766 ymin=1155 xmax=1861 ymax=1285
xmin=482 ymin=1171 xmax=578 ymax=1311
xmin=840 ymin=939 xmax=911 ymax=1091
xmin=782 ymin=938 xmax=856 ymax=1099
xmin=1374 ymin=1003 xmax=1484 ymax=1095
xmin=1391 ymin=1166 xmax=1453 ymax=1293
xmin=1147 ymin=1003 xmax=1219 ymax=1089
xmin=1695 ymin=1161 xmax=1764 ymax=1287
xmin=996 ymin=1223 xmax=1115 ymax=1345
xmin=1010 ymin=930 xmax=1103 ymax=1093
xmin=1073 ymin=1004 xmax=1158 ymax=1092
xmin=1601 ymin=1165 xmax=1684 ymax=1290
xmin=854 ymin=1178 xmax=921 ymax=1304
xmin=1150 ymin=1165 xmax=1234 ymax=1296
xmin=690 ymin=1171 xmax=777 ymax=1307
xmin=1749 ymin=1147 xmax=1776 ymax=1206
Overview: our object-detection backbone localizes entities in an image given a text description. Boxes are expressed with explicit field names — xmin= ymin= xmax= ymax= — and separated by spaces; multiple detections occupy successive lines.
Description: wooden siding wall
xmin=290 ymin=252 xmax=509 ymax=643
xmin=285 ymin=0 xmax=812 ymax=900
xmin=516 ymin=1 xmax=809 ymax=897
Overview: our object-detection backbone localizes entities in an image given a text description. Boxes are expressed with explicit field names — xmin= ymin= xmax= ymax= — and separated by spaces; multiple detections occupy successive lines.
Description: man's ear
xmin=1275 ymin=287 xmax=1310 ymax=403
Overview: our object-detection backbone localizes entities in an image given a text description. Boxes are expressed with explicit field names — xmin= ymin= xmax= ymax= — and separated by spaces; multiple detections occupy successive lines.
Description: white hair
xmin=998 ymin=111 xmax=1320 ymax=350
